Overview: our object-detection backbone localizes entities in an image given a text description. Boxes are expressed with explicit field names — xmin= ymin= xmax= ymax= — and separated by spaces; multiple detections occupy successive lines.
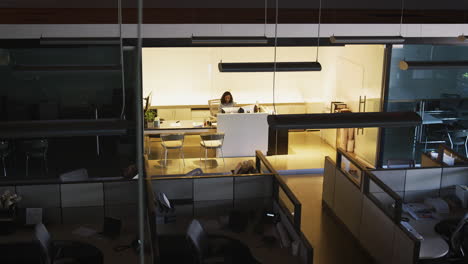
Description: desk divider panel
xmin=391 ymin=225 xmax=420 ymax=264
xmin=372 ymin=170 xmax=406 ymax=192
xmin=333 ymin=168 xmax=363 ymax=238
xmin=17 ymin=184 xmax=61 ymax=224
xmin=404 ymin=168 xmax=442 ymax=202
xmin=60 ymin=183 xmax=104 ymax=224
xmin=323 ymin=157 xmax=336 ymax=208
xmin=103 ymin=181 xmax=138 ymax=226
xmin=152 ymin=179 xmax=193 ymax=200
xmin=440 ymin=167 xmax=468 ymax=196
xmin=193 ymin=177 xmax=233 ymax=201
xmin=360 ymin=196 xmax=396 ymax=264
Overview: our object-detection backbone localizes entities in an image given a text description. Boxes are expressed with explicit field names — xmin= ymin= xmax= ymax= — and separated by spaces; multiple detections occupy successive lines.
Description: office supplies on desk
xmin=401 ymin=221 xmax=424 ymax=240
xmin=403 ymin=203 xmax=434 ymax=220
xmin=424 ymin=197 xmax=450 ymax=214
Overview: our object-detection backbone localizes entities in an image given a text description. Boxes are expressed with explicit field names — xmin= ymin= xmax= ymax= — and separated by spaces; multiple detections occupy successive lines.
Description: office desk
xmin=144 ymin=120 xmax=215 ymax=135
xmin=0 ymin=224 xmax=138 ymax=264
xmin=409 ymin=218 xmax=449 ymax=259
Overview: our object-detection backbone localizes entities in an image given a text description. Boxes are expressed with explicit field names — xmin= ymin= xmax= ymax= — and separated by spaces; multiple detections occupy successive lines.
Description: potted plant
xmin=0 ymin=190 xmax=21 ymax=235
xmin=144 ymin=110 xmax=156 ymax=128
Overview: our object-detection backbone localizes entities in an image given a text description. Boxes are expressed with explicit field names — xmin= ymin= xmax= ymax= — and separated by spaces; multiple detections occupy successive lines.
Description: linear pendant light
xmin=218 ymin=0 xmax=322 ymax=72
xmin=330 ymin=36 xmax=405 ymax=44
xmin=219 ymin=62 xmax=322 ymax=72
xmin=191 ymin=36 xmax=268 ymax=45
xmin=399 ymin=60 xmax=468 ymax=70
xmin=40 ymin=37 xmax=120 ymax=46
xmin=267 ymin=112 xmax=422 ymax=129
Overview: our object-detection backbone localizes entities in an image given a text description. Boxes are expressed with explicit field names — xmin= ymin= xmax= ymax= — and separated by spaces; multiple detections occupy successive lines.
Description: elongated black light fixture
xmin=218 ymin=0 xmax=322 ymax=72
xmin=399 ymin=60 xmax=468 ymax=70
xmin=219 ymin=62 xmax=321 ymax=72
xmin=268 ymin=112 xmax=422 ymax=129
xmin=192 ymin=36 xmax=268 ymax=45
xmin=330 ymin=36 xmax=405 ymax=44
xmin=40 ymin=37 xmax=120 ymax=46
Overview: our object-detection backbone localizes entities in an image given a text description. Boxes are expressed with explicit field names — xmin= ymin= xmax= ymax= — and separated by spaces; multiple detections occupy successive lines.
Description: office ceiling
xmin=0 ymin=0 xmax=467 ymax=24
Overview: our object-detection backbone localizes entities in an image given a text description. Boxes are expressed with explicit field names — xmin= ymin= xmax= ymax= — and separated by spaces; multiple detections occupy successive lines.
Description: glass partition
xmin=382 ymin=44 xmax=468 ymax=164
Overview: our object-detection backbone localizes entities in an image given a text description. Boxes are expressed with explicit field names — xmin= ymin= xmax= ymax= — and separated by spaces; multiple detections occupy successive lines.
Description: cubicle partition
xmin=0 ymin=178 xmax=138 ymax=226
xmin=323 ymin=147 xmax=468 ymax=264
xmin=145 ymin=150 xmax=313 ymax=264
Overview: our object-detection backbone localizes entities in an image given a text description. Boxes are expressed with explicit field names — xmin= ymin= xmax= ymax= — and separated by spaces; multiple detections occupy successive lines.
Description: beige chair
xmin=160 ymin=133 xmax=185 ymax=167
xmin=200 ymin=133 xmax=225 ymax=168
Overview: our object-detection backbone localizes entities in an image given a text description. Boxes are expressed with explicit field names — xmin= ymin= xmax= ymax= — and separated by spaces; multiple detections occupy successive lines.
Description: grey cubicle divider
xmin=333 ymin=168 xmax=363 ymax=238
xmin=2 ymin=179 xmax=139 ymax=225
xmin=322 ymin=157 xmax=336 ymax=208
xmin=16 ymin=184 xmax=62 ymax=224
xmin=440 ymin=166 xmax=468 ymax=196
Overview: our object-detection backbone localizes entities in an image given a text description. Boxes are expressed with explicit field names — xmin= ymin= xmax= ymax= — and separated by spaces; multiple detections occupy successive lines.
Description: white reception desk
xmin=216 ymin=113 xmax=269 ymax=157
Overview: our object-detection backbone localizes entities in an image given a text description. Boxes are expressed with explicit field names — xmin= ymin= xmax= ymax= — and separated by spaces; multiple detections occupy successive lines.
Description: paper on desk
xmin=170 ymin=122 xmax=181 ymax=127
xmin=72 ymin=226 xmax=97 ymax=237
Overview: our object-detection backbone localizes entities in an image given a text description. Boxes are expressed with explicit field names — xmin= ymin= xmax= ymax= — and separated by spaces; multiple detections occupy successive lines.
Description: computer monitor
xmin=222 ymin=107 xmax=240 ymax=113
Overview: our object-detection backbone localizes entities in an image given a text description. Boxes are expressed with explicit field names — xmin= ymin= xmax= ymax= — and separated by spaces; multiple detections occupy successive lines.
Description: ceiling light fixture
xmin=330 ymin=0 xmax=406 ymax=44
xmin=399 ymin=60 xmax=468 ymax=70
xmin=219 ymin=62 xmax=322 ymax=72
xmin=40 ymin=37 xmax=120 ymax=46
xmin=191 ymin=36 xmax=268 ymax=45
xmin=330 ymin=36 xmax=405 ymax=44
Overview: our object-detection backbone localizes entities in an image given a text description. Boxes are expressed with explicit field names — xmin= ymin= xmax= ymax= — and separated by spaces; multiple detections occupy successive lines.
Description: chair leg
xmin=164 ymin=148 xmax=168 ymax=167
xmin=2 ymin=156 xmax=6 ymax=177
xmin=205 ymin=148 xmax=208 ymax=169
xmin=180 ymin=148 xmax=185 ymax=167
xmin=26 ymin=156 xmax=29 ymax=177
xmin=465 ymin=137 xmax=468 ymax=157
xmin=44 ymin=156 xmax=48 ymax=176
xmin=220 ymin=148 xmax=225 ymax=169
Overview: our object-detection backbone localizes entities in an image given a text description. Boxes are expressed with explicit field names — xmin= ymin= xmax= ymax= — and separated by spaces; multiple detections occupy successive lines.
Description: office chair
xmin=186 ymin=219 xmax=261 ymax=264
xmin=35 ymin=223 xmax=103 ymax=264
xmin=160 ymin=133 xmax=185 ymax=167
xmin=24 ymin=139 xmax=48 ymax=177
xmin=447 ymin=129 xmax=468 ymax=157
xmin=199 ymin=133 xmax=225 ymax=169
xmin=386 ymin=159 xmax=415 ymax=169
xmin=0 ymin=140 xmax=10 ymax=177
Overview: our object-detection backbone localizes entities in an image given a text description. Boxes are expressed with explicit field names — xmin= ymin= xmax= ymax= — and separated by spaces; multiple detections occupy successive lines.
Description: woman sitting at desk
xmin=219 ymin=91 xmax=236 ymax=112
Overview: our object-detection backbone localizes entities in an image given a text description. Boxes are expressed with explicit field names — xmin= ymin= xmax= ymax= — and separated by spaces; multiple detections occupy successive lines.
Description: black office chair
xmin=24 ymin=139 xmax=49 ymax=177
xmin=186 ymin=219 xmax=261 ymax=264
xmin=35 ymin=223 xmax=103 ymax=264
xmin=0 ymin=140 xmax=10 ymax=177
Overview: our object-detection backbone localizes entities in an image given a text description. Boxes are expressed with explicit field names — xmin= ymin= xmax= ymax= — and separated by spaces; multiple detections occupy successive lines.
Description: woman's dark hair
xmin=220 ymin=91 xmax=233 ymax=104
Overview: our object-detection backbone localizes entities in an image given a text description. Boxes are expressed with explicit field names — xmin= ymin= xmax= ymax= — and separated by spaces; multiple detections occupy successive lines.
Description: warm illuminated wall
xmin=142 ymin=45 xmax=384 ymax=115
xmin=143 ymin=47 xmax=323 ymax=106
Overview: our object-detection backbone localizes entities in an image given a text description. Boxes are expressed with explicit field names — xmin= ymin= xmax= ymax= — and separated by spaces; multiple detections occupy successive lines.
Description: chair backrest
xmin=35 ymin=223 xmax=53 ymax=264
xmin=24 ymin=139 xmax=48 ymax=154
xmin=0 ymin=140 xmax=8 ymax=152
xmin=59 ymin=168 xmax=89 ymax=182
xmin=451 ymin=213 xmax=468 ymax=256
xmin=387 ymin=159 xmax=415 ymax=169
xmin=161 ymin=133 xmax=184 ymax=142
xmin=452 ymin=130 xmax=468 ymax=139
xmin=186 ymin=219 xmax=209 ymax=263
xmin=208 ymin=99 xmax=221 ymax=117
xmin=200 ymin=133 xmax=225 ymax=142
